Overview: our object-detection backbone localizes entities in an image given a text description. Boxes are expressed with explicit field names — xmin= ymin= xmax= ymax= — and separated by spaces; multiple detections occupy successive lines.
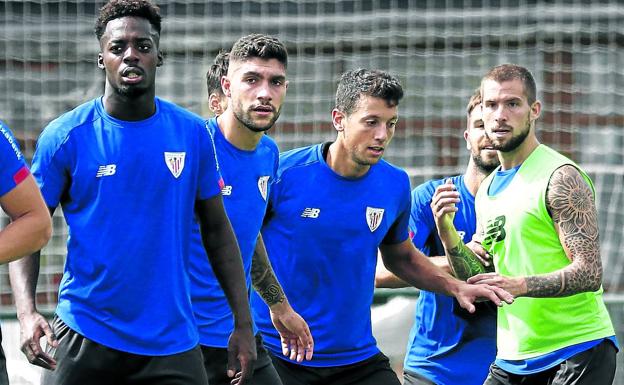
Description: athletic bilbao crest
xmin=366 ymin=207 xmax=385 ymax=232
xmin=164 ymin=152 xmax=186 ymax=178
xmin=258 ymin=176 xmax=270 ymax=201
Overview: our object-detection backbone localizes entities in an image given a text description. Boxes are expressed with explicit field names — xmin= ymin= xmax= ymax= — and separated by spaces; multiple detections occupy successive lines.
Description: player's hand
xmin=18 ymin=311 xmax=57 ymax=370
xmin=466 ymin=235 xmax=492 ymax=267
xmin=227 ymin=324 xmax=256 ymax=385
xmin=468 ymin=273 xmax=527 ymax=297
xmin=431 ymin=179 xmax=460 ymax=233
xmin=269 ymin=301 xmax=314 ymax=362
xmin=453 ymin=281 xmax=514 ymax=313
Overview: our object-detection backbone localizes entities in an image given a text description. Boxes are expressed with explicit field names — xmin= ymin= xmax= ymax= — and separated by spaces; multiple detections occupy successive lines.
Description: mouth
xmin=121 ymin=67 xmax=144 ymax=84
xmin=368 ymin=146 xmax=385 ymax=156
xmin=251 ymin=105 xmax=274 ymax=116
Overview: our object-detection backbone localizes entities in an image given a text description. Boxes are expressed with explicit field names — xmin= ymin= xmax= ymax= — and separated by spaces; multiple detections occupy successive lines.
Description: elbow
xmin=32 ymin=215 xmax=53 ymax=252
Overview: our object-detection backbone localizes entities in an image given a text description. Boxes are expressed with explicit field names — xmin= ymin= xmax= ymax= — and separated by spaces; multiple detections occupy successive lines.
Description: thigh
xmin=130 ymin=345 xmax=208 ymax=385
xmin=269 ymin=352 xmax=314 ymax=385
xmin=403 ymin=370 xmax=436 ymax=385
xmin=200 ymin=345 xmax=230 ymax=385
xmin=253 ymin=334 xmax=283 ymax=385
xmin=340 ymin=353 xmax=400 ymax=385
xmin=551 ymin=340 xmax=617 ymax=385
xmin=41 ymin=316 xmax=121 ymax=385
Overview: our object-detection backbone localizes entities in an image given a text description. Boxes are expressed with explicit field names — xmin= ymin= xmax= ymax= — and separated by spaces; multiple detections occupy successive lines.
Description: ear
xmin=156 ymin=51 xmax=164 ymax=67
xmin=530 ymin=100 xmax=541 ymax=122
xmin=331 ymin=109 xmax=345 ymax=133
xmin=208 ymin=93 xmax=224 ymax=116
xmin=464 ymin=129 xmax=471 ymax=150
xmin=97 ymin=53 xmax=105 ymax=69
xmin=221 ymin=76 xmax=232 ymax=98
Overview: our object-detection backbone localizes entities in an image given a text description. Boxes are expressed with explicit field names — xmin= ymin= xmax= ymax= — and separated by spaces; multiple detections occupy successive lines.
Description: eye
xmin=110 ymin=45 xmax=122 ymax=54
xmin=272 ymin=79 xmax=283 ymax=86
xmin=388 ymin=121 xmax=397 ymax=129
xmin=245 ymin=77 xmax=257 ymax=84
xmin=138 ymin=44 xmax=152 ymax=52
xmin=366 ymin=119 xmax=378 ymax=126
xmin=508 ymin=101 xmax=519 ymax=108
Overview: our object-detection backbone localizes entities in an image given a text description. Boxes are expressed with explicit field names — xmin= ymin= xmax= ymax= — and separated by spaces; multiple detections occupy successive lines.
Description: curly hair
xmin=206 ymin=51 xmax=229 ymax=96
xmin=335 ymin=69 xmax=404 ymax=116
xmin=229 ymin=34 xmax=288 ymax=69
xmin=95 ymin=0 xmax=162 ymax=41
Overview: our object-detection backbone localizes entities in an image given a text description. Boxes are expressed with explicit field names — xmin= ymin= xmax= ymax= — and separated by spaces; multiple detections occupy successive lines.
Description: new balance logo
xmin=483 ymin=215 xmax=506 ymax=247
xmin=96 ymin=164 xmax=116 ymax=177
xmin=222 ymin=185 xmax=233 ymax=196
xmin=301 ymin=208 xmax=320 ymax=218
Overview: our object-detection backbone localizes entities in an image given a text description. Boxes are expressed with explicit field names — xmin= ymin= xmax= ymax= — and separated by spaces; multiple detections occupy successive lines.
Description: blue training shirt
xmin=31 ymin=97 xmax=222 ymax=355
xmin=0 ymin=120 xmax=29 ymax=196
xmin=251 ymin=142 xmax=411 ymax=367
xmin=404 ymin=175 xmax=497 ymax=385
xmin=190 ymin=117 xmax=278 ymax=347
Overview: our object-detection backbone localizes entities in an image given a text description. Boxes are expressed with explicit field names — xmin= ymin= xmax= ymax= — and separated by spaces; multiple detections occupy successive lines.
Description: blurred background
xmin=0 ymin=1 xmax=622 ymax=384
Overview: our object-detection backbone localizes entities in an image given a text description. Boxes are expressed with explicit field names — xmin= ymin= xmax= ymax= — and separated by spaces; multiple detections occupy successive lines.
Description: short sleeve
xmin=0 ymin=121 xmax=28 ymax=197
xmin=196 ymin=120 xmax=223 ymax=201
xmin=381 ymin=171 xmax=412 ymax=245
xmin=408 ymin=181 xmax=437 ymax=252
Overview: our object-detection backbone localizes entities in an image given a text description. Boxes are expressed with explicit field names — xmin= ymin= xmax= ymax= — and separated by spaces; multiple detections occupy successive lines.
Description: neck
xmin=218 ymin=109 xmax=265 ymax=151
xmin=500 ymin=135 xmax=540 ymax=170
xmin=102 ymin=87 xmax=156 ymax=121
xmin=463 ymin=159 xmax=492 ymax=196
xmin=326 ymin=140 xmax=370 ymax=179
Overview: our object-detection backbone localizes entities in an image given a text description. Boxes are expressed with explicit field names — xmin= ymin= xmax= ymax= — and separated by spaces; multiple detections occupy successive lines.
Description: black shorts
xmin=483 ymin=339 xmax=617 ymax=385
xmin=269 ymin=351 xmax=400 ymax=385
xmin=403 ymin=370 xmax=436 ymax=385
xmin=0 ymin=327 xmax=8 ymax=385
xmin=200 ymin=333 xmax=282 ymax=385
xmin=41 ymin=315 xmax=208 ymax=385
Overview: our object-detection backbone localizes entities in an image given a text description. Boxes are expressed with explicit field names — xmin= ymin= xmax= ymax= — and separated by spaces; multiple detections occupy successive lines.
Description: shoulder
xmin=412 ymin=177 xmax=446 ymax=201
xmin=277 ymin=144 xmax=320 ymax=176
xmin=156 ymin=98 xmax=205 ymax=127
xmin=38 ymin=99 xmax=100 ymax=150
xmin=258 ymin=134 xmax=279 ymax=155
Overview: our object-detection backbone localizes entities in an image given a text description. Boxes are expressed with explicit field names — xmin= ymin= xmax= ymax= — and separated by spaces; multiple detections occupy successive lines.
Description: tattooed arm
xmin=525 ymin=165 xmax=602 ymax=297
xmin=251 ymin=234 xmax=314 ymax=361
xmin=468 ymin=165 xmax=602 ymax=298
xmin=432 ymin=180 xmax=492 ymax=280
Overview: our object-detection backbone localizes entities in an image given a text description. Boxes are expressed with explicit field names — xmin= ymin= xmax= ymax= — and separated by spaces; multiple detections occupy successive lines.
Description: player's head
xmin=480 ymin=64 xmax=541 ymax=153
xmin=206 ymin=51 xmax=229 ymax=116
xmin=222 ymin=34 xmax=289 ymax=132
xmin=464 ymin=88 xmax=499 ymax=173
xmin=95 ymin=0 xmax=164 ymax=98
xmin=332 ymin=69 xmax=403 ymax=168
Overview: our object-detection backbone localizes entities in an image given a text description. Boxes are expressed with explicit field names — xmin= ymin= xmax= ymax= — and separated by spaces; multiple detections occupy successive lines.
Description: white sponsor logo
xmin=164 ymin=152 xmax=186 ymax=178
xmin=0 ymin=125 xmax=22 ymax=160
xmin=96 ymin=164 xmax=117 ymax=177
xmin=301 ymin=208 xmax=320 ymax=218
xmin=222 ymin=185 xmax=233 ymax=196
xmin=366 ymin=207 xmax=385 ymax=232
xmin=258 ymin=176 xmax=270 ymax=201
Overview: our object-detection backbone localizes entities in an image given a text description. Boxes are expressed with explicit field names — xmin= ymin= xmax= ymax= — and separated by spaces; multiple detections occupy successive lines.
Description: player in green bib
xmin=434 ymin=64 xmax=617 ymax=385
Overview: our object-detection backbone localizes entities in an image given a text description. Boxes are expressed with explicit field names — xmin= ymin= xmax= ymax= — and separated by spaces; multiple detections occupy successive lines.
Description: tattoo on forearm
xmin=526 ymin=165 xmax=602 ymax=297
xmin=447 ymin=241 xmax=489 ymax=281
xmin=251 ymin=252 xmax=285 ymax=306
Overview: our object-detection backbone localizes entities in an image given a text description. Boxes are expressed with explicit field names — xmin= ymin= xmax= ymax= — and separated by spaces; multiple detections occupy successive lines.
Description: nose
xmin=492 ymin=104 xmax=507 ymax=124
xmin=256 ymin=81 xmax=272 ymax=102
xmin=123 ymin=46 xmax=139 ymax=64
xmin=374 ymin=124 xmax=389 ymax=142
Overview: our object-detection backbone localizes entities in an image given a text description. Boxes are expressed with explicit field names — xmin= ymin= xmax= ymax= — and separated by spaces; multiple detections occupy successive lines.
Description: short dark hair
xmin=206 ymin=51 xmax=229 ymax=96
xmin=466 ymin=87 xmax=481 ymax=116
xmin=229 ymin=34 xmax=288 ymax=69
xmin=335 ymin=69 xmax=404 ymax=116
xmin=95 ymin=0 xmax=162 ymax=41
xmin=481 ymin=64 xmax=537 ymax=105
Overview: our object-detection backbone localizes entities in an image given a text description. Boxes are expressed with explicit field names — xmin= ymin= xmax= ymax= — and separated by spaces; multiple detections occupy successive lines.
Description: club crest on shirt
xmin=366 ymin=207 xmax=385 ymax=232
xmin=164 ymin=152 xmax=186 ymax=178
xmin=258 ymin=176 xmax=270 ymax=201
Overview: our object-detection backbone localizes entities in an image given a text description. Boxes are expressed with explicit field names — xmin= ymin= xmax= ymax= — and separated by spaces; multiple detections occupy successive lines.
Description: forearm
xmin=445 ymin=239 xmax=490 ymax=281
xmin=9 ymin=251 xmax=41 ymax=318
xmin=525 ymin=252 xmax=602 ymax=297
xmin=201 ymin=225 xmax=253 ymax=327
xmin=375 ymin=256 xmax=450 ymax=288
xmin=382 ymin=245 xmax=460 ymax=296
xmin=251 ymin=235 xmax=286 ymax=307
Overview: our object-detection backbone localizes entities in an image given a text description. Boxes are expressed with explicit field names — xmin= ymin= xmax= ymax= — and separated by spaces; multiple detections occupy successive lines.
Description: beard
xmin=473 ymin=152 xmax=500 ymax=173
xmin=490 ymin=113 xmax=531 ymax=152
xmin=233 ymin=101 xmax=281 ymax=133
